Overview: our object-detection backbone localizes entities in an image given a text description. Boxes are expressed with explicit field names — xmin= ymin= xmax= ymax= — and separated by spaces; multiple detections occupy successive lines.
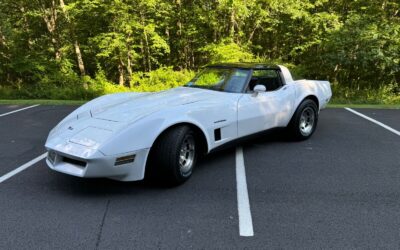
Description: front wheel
xmin=147 ymin=125 xmax=197 ymax=185
xmin=287 ymin=99 xmax=318 ymax=140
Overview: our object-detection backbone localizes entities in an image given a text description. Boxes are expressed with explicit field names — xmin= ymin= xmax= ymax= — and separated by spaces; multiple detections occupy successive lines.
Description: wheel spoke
xmin=178 ymin=134 xmax=196 ymax=176
xmin=299 ymin=106 xmax=315 ymax=136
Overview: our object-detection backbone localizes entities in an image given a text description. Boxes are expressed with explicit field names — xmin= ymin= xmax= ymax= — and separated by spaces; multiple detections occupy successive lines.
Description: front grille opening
xmin=62 ymin=157 xmax=87 ymax=168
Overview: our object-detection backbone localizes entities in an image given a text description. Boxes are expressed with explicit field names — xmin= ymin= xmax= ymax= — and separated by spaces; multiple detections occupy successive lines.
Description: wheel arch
xmin=286 ymin=94 xmax=320 ymax=140
xmin=151 ymin=122 xmax=209 ymax=155
xmin=287 ymin=94 xmax=320 ymax=127
xmin=301 ymin=95 xmax=319 ymax=110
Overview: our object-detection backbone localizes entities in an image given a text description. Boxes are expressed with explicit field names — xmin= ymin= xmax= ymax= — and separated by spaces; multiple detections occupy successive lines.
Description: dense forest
xmin=0 ymin=0 xmax=399 ymax=103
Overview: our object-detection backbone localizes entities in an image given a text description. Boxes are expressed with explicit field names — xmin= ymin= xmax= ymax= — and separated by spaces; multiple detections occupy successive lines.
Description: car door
xmin=237 ymin=69 xmax=295 ymax=137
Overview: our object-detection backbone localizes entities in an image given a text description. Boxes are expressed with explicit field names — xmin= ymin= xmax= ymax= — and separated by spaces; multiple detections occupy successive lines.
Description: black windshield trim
xmin=182 ymin=85 xmax=240 ymax=93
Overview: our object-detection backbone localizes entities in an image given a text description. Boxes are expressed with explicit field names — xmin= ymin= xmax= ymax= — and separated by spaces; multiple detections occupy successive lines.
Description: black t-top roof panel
xmin=206 ymin=63 xmax=280 ymax=70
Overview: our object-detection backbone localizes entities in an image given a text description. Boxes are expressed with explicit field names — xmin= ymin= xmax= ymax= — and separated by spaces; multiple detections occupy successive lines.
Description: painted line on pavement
xmin=235 ymin=147 xmax=254 ymax=237
xmin=0 ymin=104 xmax=40 ymax=118
xmin=345 ymin=108 xmax=400 ymax=136
xmin=0 ymin=153 xmax=47 ymax=184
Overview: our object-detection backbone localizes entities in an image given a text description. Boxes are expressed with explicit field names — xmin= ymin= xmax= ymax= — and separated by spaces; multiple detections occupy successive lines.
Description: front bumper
xmin=45 ymin=147 xmax=150 ymax=182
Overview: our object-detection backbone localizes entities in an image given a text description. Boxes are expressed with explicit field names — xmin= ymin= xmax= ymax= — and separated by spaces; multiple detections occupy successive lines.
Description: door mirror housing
xmin=252 ymin=84 xmax=266 ymax=96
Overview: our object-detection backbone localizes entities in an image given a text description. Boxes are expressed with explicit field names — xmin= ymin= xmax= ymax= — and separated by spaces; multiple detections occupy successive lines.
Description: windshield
xmin=185 ymin=68 xmax=250 ymax=93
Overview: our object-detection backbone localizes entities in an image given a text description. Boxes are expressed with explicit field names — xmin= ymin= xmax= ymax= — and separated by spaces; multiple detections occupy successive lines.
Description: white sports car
xmin=45 ymin=63 xmax=332 ymax=185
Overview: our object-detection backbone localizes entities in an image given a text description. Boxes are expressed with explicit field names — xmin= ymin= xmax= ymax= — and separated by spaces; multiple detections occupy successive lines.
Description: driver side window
xmin=248 ymin=70 xmax=282 ymax=92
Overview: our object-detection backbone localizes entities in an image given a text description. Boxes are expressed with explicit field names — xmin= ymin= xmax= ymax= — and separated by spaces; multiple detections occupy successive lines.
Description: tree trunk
xmin=59 ymin=0 xmax=86 ymax=78
xmin=18 ymin=6 xmax=34 ymax=50
xmin=41 ymin=0 xmax=61 ymax=60
xmin=248 ymin=22 xmax=259 ymax=43
xmin=381 ymin=0 xmax=387 ymax=10
xmin=52 ymin=38 xmax=61 ymax=60
xmin=74 ymin=40 xmax=86 ymax=77
xmin=0 ymin=29 xmax=5 ymax=47
xmin=143 ymin=30 xmax=151 ymax=72
xmin=141 ymin=12 xmax=151 ymax=72
xmin=165 ymin=27 xmax=171 ymax=65
xmin=176 ymin=0 xmax=183 ymax=69
xmin=229 ymin=7 xmax=235 ymax=39
xmin=140 ymin=39 xmax=147 ymax=72
xmin=118 ymin=58 xmax=125 ymax=86
xmin=126 ymin=46 xmax=133 ymax=87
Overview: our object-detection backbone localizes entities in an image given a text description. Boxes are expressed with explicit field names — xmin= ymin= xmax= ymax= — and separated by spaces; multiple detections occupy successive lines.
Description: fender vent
xmin=214 ymin=128 xmax=221 ymax=141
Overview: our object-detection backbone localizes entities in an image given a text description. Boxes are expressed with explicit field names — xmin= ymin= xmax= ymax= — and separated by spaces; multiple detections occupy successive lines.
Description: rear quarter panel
xmin=292 ymin=80 xmax=332 ymax=110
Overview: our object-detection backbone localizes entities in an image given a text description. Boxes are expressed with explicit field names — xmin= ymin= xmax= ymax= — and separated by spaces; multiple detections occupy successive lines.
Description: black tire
xmin=287 ymin=99 xmax=318 ymax=140
xmin=147 ymin=125 xmax=197 ymax=185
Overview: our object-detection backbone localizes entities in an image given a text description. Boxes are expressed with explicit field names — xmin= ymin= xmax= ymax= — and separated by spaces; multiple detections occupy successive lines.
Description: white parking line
xmin=0 ymin=153 xmax=47 ymax=184
xmin=235 ymin=147 xmax=254 ymax=237
xmin=345 ymin=108 xmax=400 ymax=136
xmin=0 ymin=104 xmax=40 ymax=118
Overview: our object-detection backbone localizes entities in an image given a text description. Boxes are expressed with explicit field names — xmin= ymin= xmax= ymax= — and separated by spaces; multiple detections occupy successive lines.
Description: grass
xmin=0 ymin=99 xmax=399 ymax=109
xmin=0 ymin=99 xmax=86 ymax=106
xmin=327 ymin=103 xmax=400 ymax=109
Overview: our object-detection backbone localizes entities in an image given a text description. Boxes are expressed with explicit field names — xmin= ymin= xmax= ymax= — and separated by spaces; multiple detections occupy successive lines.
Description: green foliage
xmin=301 ymin=13 xmax=400 ymax=90
xmin=331 ymin=84 xmax=400 ymax=105
xmin=201 ymin=42 xmax=254 ymax=63
xmin=0 ymin=0 xmax=398 ymax=103
xmin=0 ymin=67 xmax=194 ymax=99
xmin=193 ymin=71 xmax=223 ymax=87
xmin=130 ymin=67 xmax=195 ymax=92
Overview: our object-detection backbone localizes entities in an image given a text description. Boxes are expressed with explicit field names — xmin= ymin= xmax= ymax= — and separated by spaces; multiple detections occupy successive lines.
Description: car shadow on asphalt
xmin=48 ymin=128 xmax=292 ymax=196
xmin=49 ymin=148 xmax=235 ymax=197
xmin=208 ymin=127 xmax=295 ymax=152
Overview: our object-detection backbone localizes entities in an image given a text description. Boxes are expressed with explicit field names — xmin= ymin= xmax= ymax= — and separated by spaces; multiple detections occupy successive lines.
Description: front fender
xmin=98 ymin=114 xmax=211 ymax=156
xmin=97 ymin=92 xmax=239 ymax=156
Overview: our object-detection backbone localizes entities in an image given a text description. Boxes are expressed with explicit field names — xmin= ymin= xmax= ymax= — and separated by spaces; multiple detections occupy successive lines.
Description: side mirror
xmin=252 ymin=84 xmax=266 ymax=96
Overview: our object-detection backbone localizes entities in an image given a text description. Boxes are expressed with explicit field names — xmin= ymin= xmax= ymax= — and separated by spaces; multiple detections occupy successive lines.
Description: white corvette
xmin=45 ymin=63 xmax=332 ymax=184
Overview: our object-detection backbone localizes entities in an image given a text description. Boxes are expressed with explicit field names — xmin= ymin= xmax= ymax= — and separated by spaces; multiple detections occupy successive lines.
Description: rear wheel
xmin=288 ymin=99 xmax=318 ymax=140
xmin=147 ymin=125 xmax=197 ymax=185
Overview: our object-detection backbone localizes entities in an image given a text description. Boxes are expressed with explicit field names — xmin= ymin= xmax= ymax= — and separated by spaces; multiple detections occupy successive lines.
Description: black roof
xmin=206 ymin=62 xmax=279 ymax=70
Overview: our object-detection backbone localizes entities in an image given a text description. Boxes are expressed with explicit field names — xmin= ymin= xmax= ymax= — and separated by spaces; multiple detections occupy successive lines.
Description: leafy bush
xmin=331 ymin=84 xmax=400 ymax=104
xmin=130 ymin=67 xmax=195 ymax=92
xmin=0 ymin=64 xmax=398 ymax=105
xmin=0 ymin=67 xmax=195 ymax=100
xmin=200 ymin=41 xmax=255 ymax=63
xmin=300 ymin=14 xmax=400 ymax=90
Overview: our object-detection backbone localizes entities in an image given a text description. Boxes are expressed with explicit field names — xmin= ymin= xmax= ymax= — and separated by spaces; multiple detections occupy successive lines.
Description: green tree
xmin=0 ymin=0 xmax=398 ymax=100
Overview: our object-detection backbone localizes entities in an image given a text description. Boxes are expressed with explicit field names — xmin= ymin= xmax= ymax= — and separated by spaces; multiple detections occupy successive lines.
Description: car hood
xmin=46 ymin=87 xmax=237 ymax=157
xmin=91 ymin=87 xmax=214 ymax=123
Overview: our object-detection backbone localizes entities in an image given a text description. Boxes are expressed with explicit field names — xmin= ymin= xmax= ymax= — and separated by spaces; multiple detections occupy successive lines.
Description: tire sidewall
xmin=146 ymin=125 xmax=198 ymax=185
xmin=291 ymin=99 xmax=318 ymax=140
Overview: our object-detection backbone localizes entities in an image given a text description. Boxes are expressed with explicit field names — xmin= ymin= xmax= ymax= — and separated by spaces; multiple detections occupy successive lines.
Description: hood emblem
xmin=68 ymin=126 xmax=74 ymax=130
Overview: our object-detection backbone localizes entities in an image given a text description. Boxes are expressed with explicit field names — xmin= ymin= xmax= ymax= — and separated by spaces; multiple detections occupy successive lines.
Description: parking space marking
xmin=0 ymin=104 xmax=40 ymax=118
xmin=0 ymin=153 xmax=47 ymax=183
xmin=345 ymin=108 xmax=400 ymax=136
xmin=235 ymin=147 xmax=254 ymax=237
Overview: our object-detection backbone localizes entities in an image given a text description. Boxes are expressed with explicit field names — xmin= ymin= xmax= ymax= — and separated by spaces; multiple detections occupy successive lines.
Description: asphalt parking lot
xmin=0 ymin=105 xmax=399 ymax=249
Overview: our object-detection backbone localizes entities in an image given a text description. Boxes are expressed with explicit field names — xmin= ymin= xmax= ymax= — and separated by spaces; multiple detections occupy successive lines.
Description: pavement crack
xmin=95 ymin=199 xmax=110 ymax=250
